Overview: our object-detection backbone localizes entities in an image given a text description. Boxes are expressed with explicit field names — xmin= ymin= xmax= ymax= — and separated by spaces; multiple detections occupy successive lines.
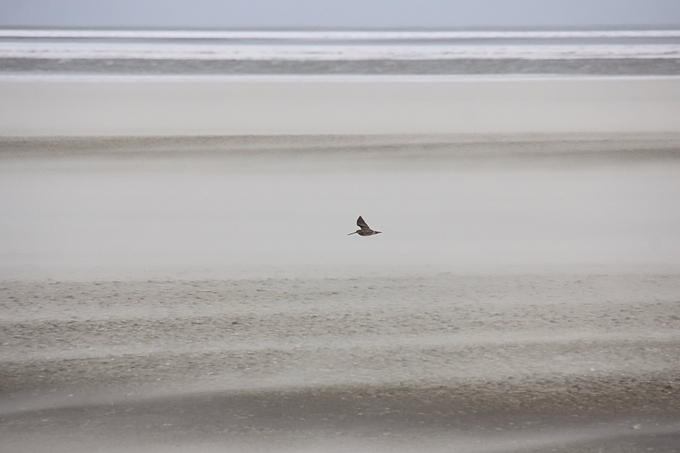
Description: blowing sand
xmin=1 ymin=133 xmax=680 ymax=452
xmin=1 ymin=274 xmax=680 ymax=452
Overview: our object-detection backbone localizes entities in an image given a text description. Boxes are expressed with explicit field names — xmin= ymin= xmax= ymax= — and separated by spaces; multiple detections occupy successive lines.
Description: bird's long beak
xmin=347 ymin=231 xmax=357 ymax=235
xmin=375 ymin=231 xmax=382 ymax=234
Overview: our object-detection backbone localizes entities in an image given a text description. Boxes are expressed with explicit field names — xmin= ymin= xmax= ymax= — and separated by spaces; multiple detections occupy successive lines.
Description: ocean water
xmin=1 ymin=28 xmax=679 ymax=75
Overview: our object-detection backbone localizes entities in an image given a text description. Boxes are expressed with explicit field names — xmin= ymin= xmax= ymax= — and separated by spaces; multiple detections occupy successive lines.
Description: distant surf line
xmin=1 ymin=43 xmax=679 ymax=60
xmin=1 ymin=29 xmax=680 ymax=40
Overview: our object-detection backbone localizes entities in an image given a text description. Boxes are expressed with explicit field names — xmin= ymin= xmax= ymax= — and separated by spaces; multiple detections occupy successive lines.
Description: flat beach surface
xmin=2 ymin=76 xmax=680 ymax=135
xmin=1 ymin=132 xmax=680 ymax=452
xmin=1 ymin=273 xmax=680 ymax=453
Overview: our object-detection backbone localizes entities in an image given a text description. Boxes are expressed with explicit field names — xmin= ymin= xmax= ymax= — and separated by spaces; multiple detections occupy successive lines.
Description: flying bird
xmin=348 ymin=216 xmax=382 ymax=236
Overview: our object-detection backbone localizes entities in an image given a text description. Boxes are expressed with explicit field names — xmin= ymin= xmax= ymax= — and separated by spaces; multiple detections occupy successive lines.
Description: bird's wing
xmin=356 ymin=216 xmax=370 ymax=229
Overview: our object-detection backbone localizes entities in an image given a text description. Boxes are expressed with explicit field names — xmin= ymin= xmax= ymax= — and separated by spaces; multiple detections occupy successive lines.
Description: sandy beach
xmin=1 ymin=272 xmax=679 ymax=452
xmin=2 ymin=132 xmax=680 ymax=452
xmin=1 ymin=76 xmax=680 ymax=451
xmin=1 ymin=76 xmax=680 ymax=136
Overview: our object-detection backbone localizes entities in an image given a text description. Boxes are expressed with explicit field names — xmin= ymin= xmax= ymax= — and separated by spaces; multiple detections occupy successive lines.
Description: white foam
xmin=1 ymin=42 xmax=679 ymax=60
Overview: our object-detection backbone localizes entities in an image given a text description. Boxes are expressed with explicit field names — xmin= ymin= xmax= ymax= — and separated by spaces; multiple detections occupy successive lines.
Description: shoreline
xmin=4 ymin=73 xmax=680 ymax=81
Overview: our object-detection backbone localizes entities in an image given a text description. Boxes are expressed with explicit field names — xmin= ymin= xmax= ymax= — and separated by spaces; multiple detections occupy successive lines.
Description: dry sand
xmin=1 ymin=76 xmax=680 ymax=136
xmin=1 ymin=134 xmax=680 ymax=452
xmin=1 ymin=274 xmax=679 ymax=452
xmin=2 ymin=133 xmax=680 ymax=281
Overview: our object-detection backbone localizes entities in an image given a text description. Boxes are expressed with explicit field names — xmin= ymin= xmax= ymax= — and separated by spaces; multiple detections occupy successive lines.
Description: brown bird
xmin=348 ymin=216 xmax=382 ymax=236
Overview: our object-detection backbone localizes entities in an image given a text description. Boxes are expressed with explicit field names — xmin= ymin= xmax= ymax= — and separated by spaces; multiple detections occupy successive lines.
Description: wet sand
xmin=4 ymin=57 xmax=680 ymax=76
xmin=1 ymin=133 xmax=680 ymax=451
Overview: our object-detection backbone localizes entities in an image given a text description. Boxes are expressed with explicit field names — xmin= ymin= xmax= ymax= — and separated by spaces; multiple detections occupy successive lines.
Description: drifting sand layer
xmin=1 ymin=274 xmax=679 ymax=452
xmin=2 ymin=133 xmax=680 ymax=282
xmin=1 ymin=133 xmax=680 ymax=451
xmin=2 ymin=274 xmax=680 ymax=396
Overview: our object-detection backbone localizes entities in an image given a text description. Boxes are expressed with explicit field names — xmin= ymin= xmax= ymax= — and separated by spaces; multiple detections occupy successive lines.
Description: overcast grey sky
xmin=1 ymin=0 xmax=679 ymax=29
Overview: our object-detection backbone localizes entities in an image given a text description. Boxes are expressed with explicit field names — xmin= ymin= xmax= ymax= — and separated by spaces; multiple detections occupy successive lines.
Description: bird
xmin=347 ymin=216 xmax=381 ymax=236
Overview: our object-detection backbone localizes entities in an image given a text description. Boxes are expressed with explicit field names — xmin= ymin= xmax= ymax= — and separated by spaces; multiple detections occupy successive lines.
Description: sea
xmin=1 ymin=28 xmax=679 ymax=77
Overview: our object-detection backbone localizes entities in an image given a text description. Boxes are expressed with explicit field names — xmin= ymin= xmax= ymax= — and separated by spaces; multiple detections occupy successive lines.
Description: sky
xmin=0 ymin=0 xmax=679 ymax=29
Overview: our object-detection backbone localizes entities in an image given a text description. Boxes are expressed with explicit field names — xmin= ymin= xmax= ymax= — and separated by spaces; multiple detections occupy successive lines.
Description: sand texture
xmin=1 ymin=133 xmax=680 ymax=452
xmin=1 ymin=274 xmax=680 ymax=452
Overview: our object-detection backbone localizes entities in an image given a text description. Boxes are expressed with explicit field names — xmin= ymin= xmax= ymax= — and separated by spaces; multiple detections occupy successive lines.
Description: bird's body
xmin=348 ymin=216 xmax=381 ymax=236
